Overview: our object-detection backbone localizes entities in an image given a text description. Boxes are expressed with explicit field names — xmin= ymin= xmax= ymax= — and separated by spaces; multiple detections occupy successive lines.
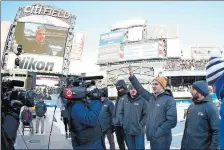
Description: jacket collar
xmin=193 ymin=95 xmax=212 ymax=104
xmin=153 ymin=89 xmax=174 ymax=99
xmin=127 ymin=93 xmax=140 ymax=102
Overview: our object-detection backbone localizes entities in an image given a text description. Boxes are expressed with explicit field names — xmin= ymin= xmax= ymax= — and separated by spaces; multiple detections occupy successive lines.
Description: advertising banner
xmin=123 ymin=41 xmax=160 ymax=61
xmin=99 ymin=31 xmax=125 ymax=46
xmin=70 ymin=32 xmax=85 ymax=60
xmin=6 ymin=52 xmax=63 ymax=73
xmin=97 ymin=43 xmax=121 ymax=64
xmin=13 ymin=22 xmax=68 ymax=57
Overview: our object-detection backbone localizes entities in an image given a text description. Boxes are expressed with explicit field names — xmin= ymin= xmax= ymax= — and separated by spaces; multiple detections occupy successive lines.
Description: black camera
xmin=1 ymin=79 xmax=35 ymax=113
xmin=62 ymin=76 xmax=104 ymax=101
xmin=87 ymin=88 xmax=107 ymax=100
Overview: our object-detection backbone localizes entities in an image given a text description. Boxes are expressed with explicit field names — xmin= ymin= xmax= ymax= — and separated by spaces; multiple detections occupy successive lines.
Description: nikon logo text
xmin=19 ymin=57 xmax=54 ymax=71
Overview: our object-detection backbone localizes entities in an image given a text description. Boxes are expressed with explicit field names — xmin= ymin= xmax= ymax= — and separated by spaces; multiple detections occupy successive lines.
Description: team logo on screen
xmin=19 ymin=57 xmax=54 ymax=71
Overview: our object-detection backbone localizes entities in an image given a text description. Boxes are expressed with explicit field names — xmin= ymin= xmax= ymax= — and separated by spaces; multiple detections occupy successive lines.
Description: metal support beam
xmin=1 ymin=7 xmax=23 ymax=70
xmin=60 ymin=15 xmax=77 ymax=86
xmin=62 ymin=15 xmax=76 ymax=76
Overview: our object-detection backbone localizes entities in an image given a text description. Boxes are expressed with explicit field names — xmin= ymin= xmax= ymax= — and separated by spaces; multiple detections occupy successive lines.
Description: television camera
xmin=62 ymin=75 xmax=106 ymax=101
xmin=1 ymin=74 xmax=35 ymax=115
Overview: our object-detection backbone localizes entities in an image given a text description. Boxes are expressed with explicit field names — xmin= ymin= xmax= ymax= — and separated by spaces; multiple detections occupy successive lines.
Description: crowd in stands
xmin=164 ymin=59 xmax=208 ymax=71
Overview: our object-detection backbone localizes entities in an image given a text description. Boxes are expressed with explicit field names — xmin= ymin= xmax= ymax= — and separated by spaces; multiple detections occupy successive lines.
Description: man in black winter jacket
xmin=181 ymin=81 xmax=220 ymax=149
xmin=128 ymin=65 xmax=177 ymax=150
xmin=113 ymin=80 xmax=128 ymax=150
xmin=99 ymin=87 xmax=115 ymax=150
xmin=120 ymin=84 xmax=149 ymax=150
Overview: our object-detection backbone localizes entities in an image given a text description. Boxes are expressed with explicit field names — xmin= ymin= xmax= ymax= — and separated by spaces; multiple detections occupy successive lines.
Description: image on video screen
xmin=13 ymin=22 xmax=68 ymax=57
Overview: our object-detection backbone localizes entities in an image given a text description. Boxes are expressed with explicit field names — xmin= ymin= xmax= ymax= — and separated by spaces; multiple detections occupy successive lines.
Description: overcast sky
xmin=2 ymin=1 xmax=224 ymax=72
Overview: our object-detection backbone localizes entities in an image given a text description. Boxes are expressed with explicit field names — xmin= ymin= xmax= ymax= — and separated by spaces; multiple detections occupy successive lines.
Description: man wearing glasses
xmin=128 ymin=65 xmax=177 ymax=150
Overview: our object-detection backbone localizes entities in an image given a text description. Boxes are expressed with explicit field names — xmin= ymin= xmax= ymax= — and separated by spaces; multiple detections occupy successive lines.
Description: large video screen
xmin=123 ymin=41 xmax=160 ymax=61
xmin=13 ymin=22 xmax=68 ymax=57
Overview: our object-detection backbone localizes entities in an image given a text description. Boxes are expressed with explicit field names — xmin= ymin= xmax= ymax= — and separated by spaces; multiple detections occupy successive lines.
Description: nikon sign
xmin=6 ymin=53 xmax=63 ymax=73
xmin=19 ymin=57 xmax=54 ymax=71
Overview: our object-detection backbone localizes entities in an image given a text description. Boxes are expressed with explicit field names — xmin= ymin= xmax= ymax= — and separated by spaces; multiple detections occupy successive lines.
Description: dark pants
xmin=126 ymin=134 xmax=145 ymax=150
xmin=103 ymin=129 xmax=115 ymax=150
xmin=150 ymin=141 xmax=171 ymax=150
xmin=63 ymin=117 xmax=69 ymax=133
xmin=114 ymin=126 xmax=126 ymax=150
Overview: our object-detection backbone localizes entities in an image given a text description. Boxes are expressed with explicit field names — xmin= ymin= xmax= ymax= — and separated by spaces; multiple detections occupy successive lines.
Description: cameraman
xmin=69 ymin=88 xmax=105 ymax=149
xmin=99 ymin=87 xmax=115 ymax=150
xmin=1 ymin=102 xmax=21 ymax=150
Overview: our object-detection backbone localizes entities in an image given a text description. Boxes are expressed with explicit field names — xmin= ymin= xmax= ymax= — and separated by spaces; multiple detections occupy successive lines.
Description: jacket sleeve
xmin=119 ymin=99 xmax=125 ymax=126
xmin=129 ymin=75 xmax=152 ymax=102
xmin=140 ymin=98 xmax=149 ymax=127
xmin=208 ymin=104 xmax=220 ymax=149
xmin=109 ymin=101 xmax=115 ymax=119
xmin=44 ymin=103 xmax=47 ymax=114
xmin=155 ymin=98 xmax=177 ymax=138
xmin=35 ymin=103 xmax=38 ymax=112
xmin=71 ymin=100 xmax=102 ymax=127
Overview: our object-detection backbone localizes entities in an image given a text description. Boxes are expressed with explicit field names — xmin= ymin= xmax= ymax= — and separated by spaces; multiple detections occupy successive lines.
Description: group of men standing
xmin=99 ymin=56 xmax=223 ymax=150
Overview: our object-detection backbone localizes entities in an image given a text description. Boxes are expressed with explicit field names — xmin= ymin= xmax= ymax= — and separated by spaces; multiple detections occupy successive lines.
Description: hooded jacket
xmin=112 ymin=80 xmax=128 ymax=126
xmin=181 ymin=96 xmax=220 ymax=149
xmin=129 ymin=75 xmax=177 ymax=144
xmin=120 ymin=93 xmax=149 ymax=135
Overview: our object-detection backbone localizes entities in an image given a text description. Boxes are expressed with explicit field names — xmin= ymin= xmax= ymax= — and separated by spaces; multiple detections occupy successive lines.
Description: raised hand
xmin=128 ymin=64 xmax=133 ymax=77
